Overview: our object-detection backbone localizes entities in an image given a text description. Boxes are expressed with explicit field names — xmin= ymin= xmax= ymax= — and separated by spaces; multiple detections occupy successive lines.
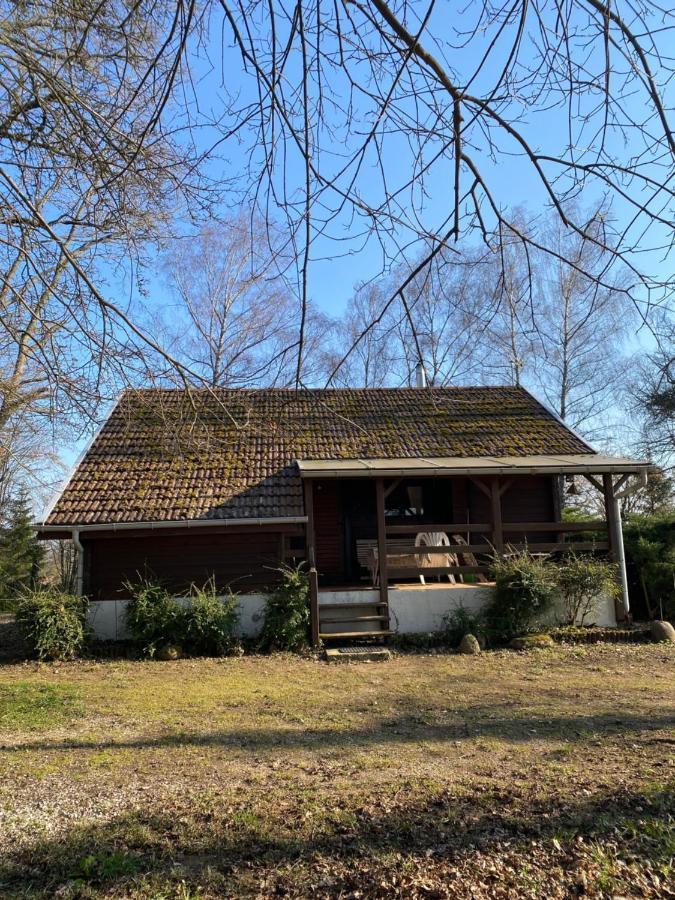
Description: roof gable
xmin=45 ymin=386 xmax=594 ymax=525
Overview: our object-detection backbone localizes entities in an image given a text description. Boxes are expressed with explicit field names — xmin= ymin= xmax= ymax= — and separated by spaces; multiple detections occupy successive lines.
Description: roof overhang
xmin=35 ymin=515 xmax=307 ymax=536
xmin=296 ymin=454 xmax=655 ymax=478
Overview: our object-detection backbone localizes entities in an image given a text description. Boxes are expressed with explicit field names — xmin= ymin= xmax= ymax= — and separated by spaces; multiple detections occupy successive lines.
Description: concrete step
xmin=320 ymin=614 xmax=389 ymax=624
xmin=320 ymin=630 xmax=393 ymax=640
xmin=319 ymin=601 xmax=387 ymax=610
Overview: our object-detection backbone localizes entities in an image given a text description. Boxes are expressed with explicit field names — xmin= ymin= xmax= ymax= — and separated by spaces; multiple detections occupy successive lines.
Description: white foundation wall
xmin=387 ymin=585 xmax=495 ymax=633
xmin=319 ymin=584 xmax=617 ymax=633
xmin=87 ymin=594 xmax=268 ymax=641
xmin=87 ymin=583 xmax=617 ymax=641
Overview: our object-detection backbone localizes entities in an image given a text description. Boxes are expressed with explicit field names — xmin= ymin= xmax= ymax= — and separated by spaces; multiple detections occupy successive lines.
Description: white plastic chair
xmin=415 ymin=531 xmax=457 ymax=584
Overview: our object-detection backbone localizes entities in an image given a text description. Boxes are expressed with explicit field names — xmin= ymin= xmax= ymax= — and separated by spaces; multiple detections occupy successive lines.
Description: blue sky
xmin=50 ymin=0 xmax=674 ymax=491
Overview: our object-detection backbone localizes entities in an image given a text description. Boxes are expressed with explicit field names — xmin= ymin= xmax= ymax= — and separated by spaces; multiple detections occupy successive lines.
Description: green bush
xmin=623 ymin=515 xmax=675 ymax=621
xmin=556 ymin=554 xmax=619 ymax=626
xmin=125 ymin=576 xmax=241 ymax=657
xmin=182 ymin=580 xmax=240 ymax=656
xmin=487 ymin=551 xmax=558 ymax=643
xmin=259 ymin=563 xmax=310 ymax=653
xmin=124 ymin=577 xmax=183 ymax=656
xmin=441 ymin=605 xmax=486 ymax=647
xmin=16 ymin=590 xmax=88 ymax=660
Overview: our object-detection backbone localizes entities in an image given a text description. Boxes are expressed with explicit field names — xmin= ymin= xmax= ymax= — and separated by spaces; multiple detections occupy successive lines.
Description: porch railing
xmin=382 ymin=520 xmax=609 ymax=580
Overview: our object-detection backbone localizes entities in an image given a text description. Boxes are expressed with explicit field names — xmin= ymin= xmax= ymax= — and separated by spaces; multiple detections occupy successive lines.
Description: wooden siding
xmin=85 ymin=531 xmax=285 ymax=601
xmin=82 ymin=475 xmax=558 ymax=598
xmin=466 ymin=476 xmax=553 ymax=523
xmin=313 ymin=481 xmax=344 ymax=582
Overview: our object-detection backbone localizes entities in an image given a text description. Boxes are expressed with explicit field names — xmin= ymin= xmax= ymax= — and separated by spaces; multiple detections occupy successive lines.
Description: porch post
xmin=490 ymin=477 xmax=504 ymax=555
xmin=375 ymin=478 xmax=389 ymax=607
xmin=304 ymin=479 xmax=320 ymax=647
xmin=603 ymin=473 xmax=631 ymax=622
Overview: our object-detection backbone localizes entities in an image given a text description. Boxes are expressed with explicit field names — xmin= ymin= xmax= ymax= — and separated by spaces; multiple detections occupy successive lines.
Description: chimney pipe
xmin=415 ymin=362 xmax=427 ymax=388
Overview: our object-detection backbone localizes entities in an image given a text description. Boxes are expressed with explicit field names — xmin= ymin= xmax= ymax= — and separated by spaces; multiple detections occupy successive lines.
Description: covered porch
xmin=299 ymin=454 xmax=654 ymax=646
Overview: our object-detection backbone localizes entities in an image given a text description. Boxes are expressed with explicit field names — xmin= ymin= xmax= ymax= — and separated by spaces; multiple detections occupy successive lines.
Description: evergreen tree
xmin=0 ymin=491 xmax=44 ymax=597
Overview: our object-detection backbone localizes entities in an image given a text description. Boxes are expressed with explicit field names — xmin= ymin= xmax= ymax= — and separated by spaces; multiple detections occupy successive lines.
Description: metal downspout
xmin=72 ymin=529 xmax=84 ymax=596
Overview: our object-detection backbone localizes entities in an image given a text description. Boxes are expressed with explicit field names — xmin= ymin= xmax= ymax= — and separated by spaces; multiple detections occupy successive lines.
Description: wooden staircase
xmin=318 ymin=599 xmax=392 ymax=642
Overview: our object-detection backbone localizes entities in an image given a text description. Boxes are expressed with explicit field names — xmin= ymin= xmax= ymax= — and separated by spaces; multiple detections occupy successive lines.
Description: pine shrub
xmin=125 ymin=576 xmax=241 ymax=657
xmin=124 ymin=577 xmax=183 ymax=656
xmin=183 ymin=580 xmax=240 ymax=656
xmin=259 ymin=563 xmax=310 ymax=653
xmin=487 ymin=551 xmax=558 ymax=643
xmin=16 ymin=590 xmax=88 ymax=660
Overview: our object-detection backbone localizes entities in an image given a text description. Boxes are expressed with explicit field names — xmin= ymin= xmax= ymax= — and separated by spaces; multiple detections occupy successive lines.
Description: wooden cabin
xmin=37 ymin=387 xmax=651 ymax=643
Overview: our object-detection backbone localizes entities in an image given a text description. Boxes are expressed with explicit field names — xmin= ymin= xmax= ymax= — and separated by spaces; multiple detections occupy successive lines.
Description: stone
xmin=458 ymin=634 xmax=481 ymax=654
xmin=510 ymin=633 xmax=555 ymax=650
xmin=156 ymin=644 xmax=183 ymax=660
xmin=650 ymin=620 xmax=675 ymax=643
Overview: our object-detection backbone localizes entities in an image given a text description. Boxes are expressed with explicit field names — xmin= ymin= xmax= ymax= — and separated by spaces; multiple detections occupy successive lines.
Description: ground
xmin=0 ymin=644 xmax=673 ymax=899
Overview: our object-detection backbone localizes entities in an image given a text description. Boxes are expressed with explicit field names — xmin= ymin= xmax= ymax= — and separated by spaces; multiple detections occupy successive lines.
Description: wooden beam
xmin=383 ymin=478 xmax=402 ymax=500
xmin=385 ymin=541 xmax=609 ymax=555
xmin=303 ymin=479 xmax=316 ymax=568
xmin=499 ymin=478 xmax=514 ymax=497
xmin=469 ymin=476 xmax=491 ymax=498
xmin=613 ymin=473 xmax=631 ymax=495
xmin=386 ymin=522 xmax=492 ymax=534
xmin=386 ymin=520 xmax=606 ymax=534
xmin=309 ymin=566 xmax=320 ymax=648
xmin=502 ymin=520 xmax=607 ymax=532
xmin=582 ymin=473 xmax=604 ymax=493
xmin=303 ymin=479 xmax=321 ymax=646
xmin=389 ymin=565 xmax=490 ymax=577
xmin=375 ymin=479 xmax=389 ymax=612
xmin=490 ymin=477 xmax=504 ymax=554
xmin=62 ymin=524 xmax=305 ymax=541
xmin=387 ymin=544 xmax=490 ymax=555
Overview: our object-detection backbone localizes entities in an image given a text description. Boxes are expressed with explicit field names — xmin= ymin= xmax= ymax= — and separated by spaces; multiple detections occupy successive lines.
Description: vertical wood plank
xmin=309 ymin=566 xmax=320 ymax=647
xmin=490 ymin=477 xmax=504 ymax=555
xmin=303 ymin=479 xmax=316 ymax=568
xmin=375 ymin=478 xmax=389 ymax=610
xmin=303 ymin=479 xmax=320 ymax=646
xmin=602 ymin=473 xmax=614 ymax=555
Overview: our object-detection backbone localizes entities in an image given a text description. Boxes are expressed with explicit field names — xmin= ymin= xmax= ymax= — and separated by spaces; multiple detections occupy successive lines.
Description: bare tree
xmin=0 ymin=411 xmax=62 ymax=525
xmin=327 ymin=282 xmax=401 ymax=387
xmin=389 ymin=248 xmax=497 ymax=386
xmin=160 ymin=218 xmax=306 ymax=387
xmin=439 ymin=207 xmax=638 ymax=438
xmin=479 ymin=225 xmax=538 ymax=388
xmin=1 ymin=0 xmax=673 ymax=413
xmin=204 ymin=0 xmax=675 ymax=379
xmin=0 ymin=0 xmax=215 ymax=435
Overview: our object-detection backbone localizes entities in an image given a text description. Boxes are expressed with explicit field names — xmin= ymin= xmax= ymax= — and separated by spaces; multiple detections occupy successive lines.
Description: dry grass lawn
xmin=0 ymin=643 xmax=673 ymax=898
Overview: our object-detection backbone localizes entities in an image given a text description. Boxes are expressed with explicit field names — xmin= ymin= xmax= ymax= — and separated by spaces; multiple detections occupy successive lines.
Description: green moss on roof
xmin=45 ymin=386 xmax=593 ymax=525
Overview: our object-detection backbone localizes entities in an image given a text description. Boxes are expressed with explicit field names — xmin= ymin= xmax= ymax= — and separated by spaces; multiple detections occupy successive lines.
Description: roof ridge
xmin=120 ymin=384 xmax=528 ymax=394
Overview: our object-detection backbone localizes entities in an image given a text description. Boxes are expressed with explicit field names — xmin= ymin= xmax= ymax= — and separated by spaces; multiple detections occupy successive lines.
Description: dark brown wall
xmin=466 ymin=475 xmax=554 ymax=524
xmin=313 ymin=481 xmax=344 ymax=582
xmin=85 ymin=531 xmax=286 ymax=601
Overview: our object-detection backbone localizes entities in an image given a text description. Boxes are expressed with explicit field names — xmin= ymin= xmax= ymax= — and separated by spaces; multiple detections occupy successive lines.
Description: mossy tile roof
xmin=45 ymin=386 xmax=593 ymax=525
